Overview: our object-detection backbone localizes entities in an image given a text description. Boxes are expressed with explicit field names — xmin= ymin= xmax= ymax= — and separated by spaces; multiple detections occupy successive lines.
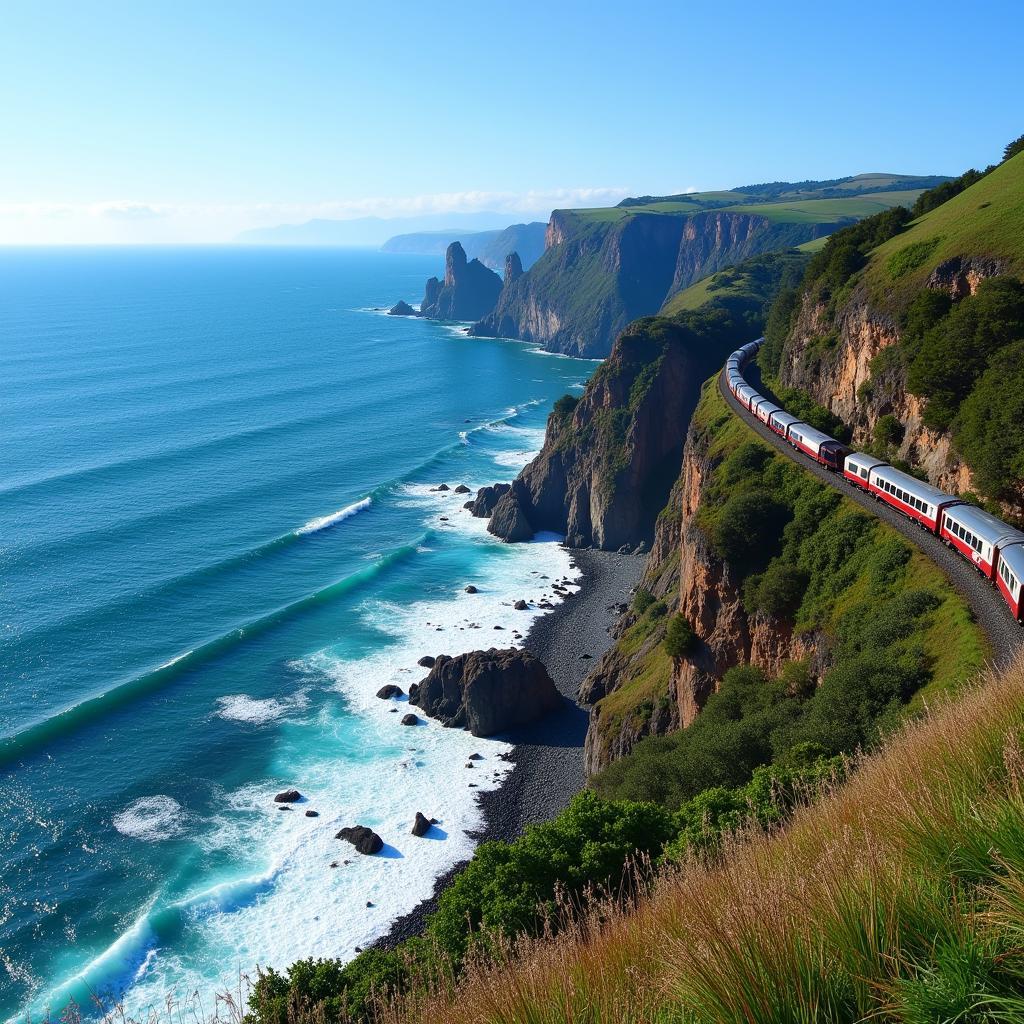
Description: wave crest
xmin=296 ymin=496 xmax=371 ymax=535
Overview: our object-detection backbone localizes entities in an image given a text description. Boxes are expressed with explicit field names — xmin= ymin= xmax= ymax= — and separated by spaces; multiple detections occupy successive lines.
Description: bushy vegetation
xmin=910 ymin=167 xmax=991 ymax=218
xmin=663 ymin=614 xmax=695 ymax=658
xmin=590 ymin=385 xmax=985 ymax=809
xmin=906 ymin=275 xmax=1024 ymax=431
xmin=399 ymin=658 xmax=1024 ymax=1024
xmin=550 ymin=393 xmax=578 ymax=424
xmin=246 ymin=763 xmax=842 ymax=1024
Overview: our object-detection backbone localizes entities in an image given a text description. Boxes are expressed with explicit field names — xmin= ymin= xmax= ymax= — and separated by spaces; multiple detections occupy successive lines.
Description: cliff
xmin=419 ymin=242 xmax=503 ymax=321
xmin=485 ymin=309 xmax=747 ymax=550
xmin=581 ymin=395 xmax=830 ymax=773
xmin=381 ymin=222 xmax=546 ymax=271
xmin=469 ymin=210 xmax=847 ymax=358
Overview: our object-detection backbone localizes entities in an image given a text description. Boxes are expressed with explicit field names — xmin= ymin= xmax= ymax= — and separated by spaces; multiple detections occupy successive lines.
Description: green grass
xmin=797 ymin=233 xmax=831 ymax=252
xmin=721 ymin=191 xmax=924 ymax=224
xmin=660 ymin=249 xmax=810 ymax=316
xmin=867 ymin=149 xmax=1024 ymax=305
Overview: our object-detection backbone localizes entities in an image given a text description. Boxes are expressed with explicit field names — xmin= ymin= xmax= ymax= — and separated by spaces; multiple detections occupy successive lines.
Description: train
xmin=725 ymin=338 xmax=1024 ymax=623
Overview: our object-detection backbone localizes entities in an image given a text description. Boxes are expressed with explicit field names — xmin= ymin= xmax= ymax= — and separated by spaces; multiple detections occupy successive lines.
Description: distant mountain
xmin=381 ymin=222 xmax=547 ymax=271
xmin=234 ymin=211 xmax=538 ymax=247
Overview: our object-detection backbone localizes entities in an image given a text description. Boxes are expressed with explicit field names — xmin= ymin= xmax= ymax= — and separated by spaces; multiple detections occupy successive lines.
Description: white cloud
xmin=91 ymin=200 xmax=167 ymax=220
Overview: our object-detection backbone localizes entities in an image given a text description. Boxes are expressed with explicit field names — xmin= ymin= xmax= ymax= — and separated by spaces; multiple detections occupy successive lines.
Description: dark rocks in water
xmin=401 ymin=713 xmax=419 ymax=726
xmin=274 ymin=790 xmax=302 ymax=803
xmin=305 ymin=809 xmax=320 ymax=817
xmin=433 ymin=483 xmax=451 ymax=492
xmin=389 ymin=707 xmax=398 ymax=713
xmin=419 ymin=242 xmax=503 ymax=321
xmin=417 ymin=655 xmax=436 ymax=668
xmin=411 ymin=811 xmax=432 ymax=837
xmin=468 ymin=752 xmax=483 ymax=760
xmin=463 ymin=500 xmax=474 ymax=510
xmin=277 ymin=805 xmax=292 ymax=811
xmin=366 ymin=901 xmax=374 ymax=908
xmin=336 ymin=825 xmax=384 ymax=855
xmin=514 ymin=599 xmax=528 ymax=610
xmin=493 ymin=625 xmax=504 ymax=630
xmin=487 ymin=485 xmax=534 ymax=543
xmin=454 ymin=484 xmax=471 ymax=494
xmin=388 ymin=300 xmax=416 ymax=317
xmin=468 ymin=482 xmax=511 ymax=518
xmin=410 ymin=647 xmax=561 ymax=737
xmin=464 ymin=762 xmax=474 ymax=768
xmin=464 ymin=585 xmax=479 ymax=594
xmin=330 ymin=861 xmax=339 ymax=868
xmin=376 ymin=684 xmax=404 ymax=699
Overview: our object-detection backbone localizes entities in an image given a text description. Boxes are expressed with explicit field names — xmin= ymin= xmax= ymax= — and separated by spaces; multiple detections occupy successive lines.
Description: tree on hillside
xmin=1004 ymin=133 xmax=1024 ymax=162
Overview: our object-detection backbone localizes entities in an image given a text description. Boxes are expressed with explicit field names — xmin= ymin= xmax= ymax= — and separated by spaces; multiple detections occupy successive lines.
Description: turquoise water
xmin=0 ymin=247 xmax=594 ymax=1019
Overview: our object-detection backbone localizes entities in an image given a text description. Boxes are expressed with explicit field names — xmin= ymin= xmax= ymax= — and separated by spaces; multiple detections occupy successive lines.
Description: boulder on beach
xmin=411 ymin=811 xmax=432 ymax=837
xmin=401 ymin=713 xmax=419 ymax=726
xmin=410 ymin=647 xmax=561 ymax=737
xmin=388 ymin=300 xmax=416 ymax=316
xmin=376 ymin=684 xmax=404 ymax=700
xmin=336 ymin=825 xmax=384 ymax=855
xmin=417 ymin=655 xmax=436 ymax=668
xmin=514 ymin=599 xmax=528 ymax=610
xmin=274 ymin=790 xmax=302 ymax=803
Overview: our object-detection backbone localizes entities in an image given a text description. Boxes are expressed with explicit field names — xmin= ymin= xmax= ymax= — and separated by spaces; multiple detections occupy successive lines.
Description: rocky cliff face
xmin=581 ymin=410 xmax=830 ymax=775
xmin=419 ymin=241 xmax=503 ymax=321
xmin=486 ymin=315 xmax=730 ymax=550
xmin=778 ymin=267 xmax=1005 ymax=498
xmin=469 ymin=211 xmax=841 ymax=358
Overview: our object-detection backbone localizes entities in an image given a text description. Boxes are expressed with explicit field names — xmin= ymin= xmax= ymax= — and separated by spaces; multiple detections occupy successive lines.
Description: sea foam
xmin=296 ymin=496 xmax=371 ymax=535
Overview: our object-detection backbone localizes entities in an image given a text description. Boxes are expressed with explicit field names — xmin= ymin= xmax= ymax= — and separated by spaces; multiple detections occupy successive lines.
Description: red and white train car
xmin=997 ymin=544 xmax=1024 ymax=621
xmin=863 ymin=463 xmax=961 ymax=533
xmin=753 ymin=398 xmax=782 ymax=426
xmin=767 ymin=410 xmax=800 ymax=438
xmin=939 ymin=504 xmax=1024 ymax=580
xmin=786 ymin=422 xmax=850 ymax=471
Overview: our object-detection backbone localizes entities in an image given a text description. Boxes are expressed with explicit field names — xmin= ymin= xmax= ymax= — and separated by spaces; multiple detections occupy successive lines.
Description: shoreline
xmin=377 ymin=546 xmax=644 ymax=948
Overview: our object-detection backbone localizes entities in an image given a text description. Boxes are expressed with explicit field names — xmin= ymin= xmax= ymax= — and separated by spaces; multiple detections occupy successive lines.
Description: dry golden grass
xmin=373 ymin=652 xmax=1024 ymax=1024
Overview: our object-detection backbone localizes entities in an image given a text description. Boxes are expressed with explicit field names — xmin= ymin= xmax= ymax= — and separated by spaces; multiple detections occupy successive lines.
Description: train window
xmin=860 ymin=468 xmax=868 ymax=479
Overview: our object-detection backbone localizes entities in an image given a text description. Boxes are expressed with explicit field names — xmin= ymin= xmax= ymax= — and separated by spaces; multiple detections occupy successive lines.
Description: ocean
xmin=0 ymin=247 xmax=595 ymax=1019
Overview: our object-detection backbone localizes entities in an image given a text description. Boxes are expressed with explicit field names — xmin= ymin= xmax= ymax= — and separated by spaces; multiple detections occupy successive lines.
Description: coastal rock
xmin=411 ymin=811 xmax=432 ymax=837
xmin=465 ymin=585 xmax=479 ymax=594
xmin=336 ymin=825 xmax=384 ymax=855
xmin=454 ymin=484 xmax=471 ymax=494
xmin=514 ymin=599 xmax=529 ymax=610
xmin=388 ymin=300 xmax=417 ymax=317
xmin=376 ymin=684 xmax=404 ymax=699
xmin=410 ymin=647 xmax=561 ymax=736
xmin=504 ymin=251 xmax=524 ymax=286
xmin=418 ymin=242 xmax=503 ymax=321
xmin=468 ymin=482 xmax=511 ymax=518
xmin=401 ymin=713 xmax=420 ymax=726
xmin=305 ymin=810 xmax=319 ymax=817
xmin=434 ymin=483 xmax=450 ymax=492
xmin=487 ymin=486 xmax=534 ymax=542
xmin=274 ymin=790 xmax=302 ymax=803
xmin=417 ymin=655 xmax=436 ymax=668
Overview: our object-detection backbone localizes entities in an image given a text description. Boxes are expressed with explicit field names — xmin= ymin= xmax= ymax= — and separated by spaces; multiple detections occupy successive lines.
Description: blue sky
xmin=1 ymin=0 xmax=1020 ymax=242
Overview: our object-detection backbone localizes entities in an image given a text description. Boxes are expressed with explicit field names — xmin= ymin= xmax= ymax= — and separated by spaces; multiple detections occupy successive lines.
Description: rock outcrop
xmin=409 ymin=648 xmax=561 ymax=736
xmin=411 ymin=811 xmax=432 ymax=837
xmin=468 ymin=482 xmax=510 ymax=518
xmin=419 ymin=242 xmax=503 ymax=321
xmin=336 ymin=825 xmax=384 ymax=855
xmin=274 ymin=790 xmax=301 ymax=803
xmin=388 ymin=300 xmax=416 ymax=316
xmin=478 ymin=314 xmax=735 ymax=550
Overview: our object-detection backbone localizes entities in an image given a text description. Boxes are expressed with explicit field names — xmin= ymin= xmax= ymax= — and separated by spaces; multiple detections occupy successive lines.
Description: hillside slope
xmin=769 ymin=150 xmax=1024 ymax=516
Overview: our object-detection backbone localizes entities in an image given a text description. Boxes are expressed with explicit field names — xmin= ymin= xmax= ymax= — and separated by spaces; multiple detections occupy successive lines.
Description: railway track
xmin=717 ymin=369 xmax=1024 ymax=669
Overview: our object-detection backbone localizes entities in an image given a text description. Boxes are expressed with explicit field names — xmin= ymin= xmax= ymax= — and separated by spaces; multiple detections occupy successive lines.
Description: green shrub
xmin=551 ymin=394 xmax=579 ymax=423
xmin=712 ymin=489 xmax=787 ymax=566
xmin=874 ymin=414 xmax=905 ymax=449
xmin=633 ymin=588 xmax=655 ymax=614
xmin=664 ymin=615 xmax=696 ymax=658
xmin=745 ymin=561 xmax=808 ymax=617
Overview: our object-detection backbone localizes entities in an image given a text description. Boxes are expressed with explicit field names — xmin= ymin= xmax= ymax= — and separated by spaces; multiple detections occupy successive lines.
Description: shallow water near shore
xmin=0 ymin=247 xmax=596 ymax=1019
